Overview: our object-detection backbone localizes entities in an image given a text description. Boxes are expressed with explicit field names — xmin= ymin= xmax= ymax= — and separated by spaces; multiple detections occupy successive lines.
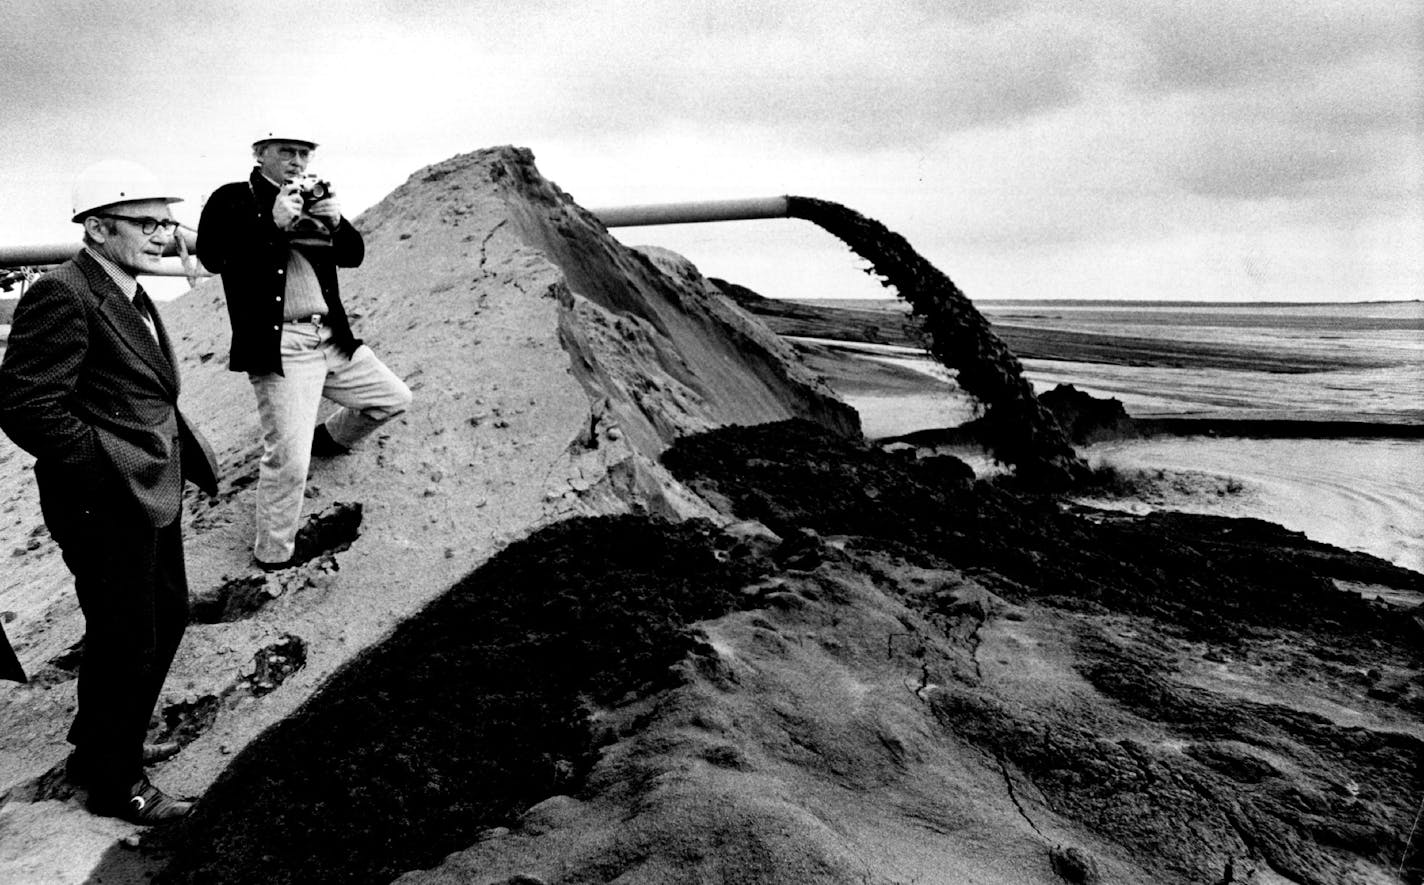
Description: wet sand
xmin=739 ymin=295 xmax=1424 ymax=573
xmin=1080 ymin=436 xmax=1424 ymax=574
xmin=155 ymin=420 xmax=1424 ymax=885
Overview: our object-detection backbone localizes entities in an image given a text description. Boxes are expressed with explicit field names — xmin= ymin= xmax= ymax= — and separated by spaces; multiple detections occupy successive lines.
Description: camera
xmin=287 ymin=174 xmax=336 ymax=246
xmin=294 ymin=174 xmax=333 ymax=209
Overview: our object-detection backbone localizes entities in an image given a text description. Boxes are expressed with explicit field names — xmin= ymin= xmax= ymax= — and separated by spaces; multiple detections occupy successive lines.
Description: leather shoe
xmin=88 ymin=777 xmax=193 ymax=824
xmin=311 ymin=424 xmax=350 ymax=458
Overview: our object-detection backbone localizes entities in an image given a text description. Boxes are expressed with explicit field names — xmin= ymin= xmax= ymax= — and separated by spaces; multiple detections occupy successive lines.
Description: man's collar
xmin=82 ymin=247 xmax=138 ymax=300
xmin=249 ymin=167 xmax=280 ymax=193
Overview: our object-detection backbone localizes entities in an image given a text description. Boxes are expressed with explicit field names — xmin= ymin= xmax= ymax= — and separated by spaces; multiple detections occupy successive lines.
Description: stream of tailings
xmin=785 ymin=196 xmax=1082 ymax=481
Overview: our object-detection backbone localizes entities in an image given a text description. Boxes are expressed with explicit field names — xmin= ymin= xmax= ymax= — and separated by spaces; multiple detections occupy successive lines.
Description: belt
xmin=284 ymin=314 xmax=325 ymax=327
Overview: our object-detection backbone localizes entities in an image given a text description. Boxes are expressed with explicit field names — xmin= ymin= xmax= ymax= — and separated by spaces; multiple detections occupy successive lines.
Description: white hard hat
xmin=71 ymin=159 xmax=183 ymax=223
xmin=252 ymin=131 xmax=319 ymax=150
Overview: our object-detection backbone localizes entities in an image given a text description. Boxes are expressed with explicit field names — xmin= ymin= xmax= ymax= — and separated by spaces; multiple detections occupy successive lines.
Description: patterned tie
xmin=133 ymin=284 xmax=154 ymax=321
xmin=133 ymin=284 xmax=160 ymax=343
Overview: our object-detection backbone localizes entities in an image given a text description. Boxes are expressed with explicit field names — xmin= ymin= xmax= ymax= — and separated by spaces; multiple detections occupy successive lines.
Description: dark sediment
xmin=932 ymin=654 xmax=1422 ymax=885
xmin=663 ymin=421 xmax=1423 ymax=641
xmin=885 ymin=415 xmax=1424 ymax=449
xmin=783 ymin=196 xmax=1084 ymax=482
xmin=155 ymin=517 xmax=772 ymax=885
xmin=1134 ymin=417 xmax=1424 ymax=440
xmin=137 ymin=420 xmax=1421 ymax=884
xmin=998 ymin=385 xmax=1424 ymax=443
xmin=664 ymin=420 xmax=1424 ymax=883
xmin=1037 ymin=383 xmax=1134 ymax=444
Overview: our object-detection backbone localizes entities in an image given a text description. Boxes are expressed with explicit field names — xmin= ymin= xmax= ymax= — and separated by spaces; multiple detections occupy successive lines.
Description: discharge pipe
xmin=594 ymin=193 xmax=1085 ymax=483
xmin=592 ymin=196 xmax=790 ymax=228
xmin=0 ymin=197 xmax=789 ymax=265
xmin=0 ymin=228 xmax=202 ymax=276
xmin=1 ymin=193 xmax=1082 ymax=480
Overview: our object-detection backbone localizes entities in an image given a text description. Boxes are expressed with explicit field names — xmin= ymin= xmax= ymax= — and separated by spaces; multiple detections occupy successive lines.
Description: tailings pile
xmin=148 ymin=421 xmax=1422 ymax=884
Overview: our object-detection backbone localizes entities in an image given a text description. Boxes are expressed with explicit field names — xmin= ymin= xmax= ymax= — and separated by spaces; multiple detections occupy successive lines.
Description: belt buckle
xmin=307 ymin=313 xmax=322 ymax=329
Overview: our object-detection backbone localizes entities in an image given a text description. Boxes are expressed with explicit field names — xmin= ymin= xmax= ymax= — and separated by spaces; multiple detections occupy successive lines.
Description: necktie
xmin=133 ymin=284 xmax=160 ymax=343
xmin=133 ymin=284 xmax=154 ymax=321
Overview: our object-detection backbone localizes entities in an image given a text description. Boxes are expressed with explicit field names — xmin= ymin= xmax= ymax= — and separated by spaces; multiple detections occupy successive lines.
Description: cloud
xmin=1162 ymin=95 xmax=1352 ymax=200
xmin=1088 ymin=0 xmax=1423 ymax=203
xmin=0 ymin=0 xmax=1418 ymax=303
xmin=1158 ymin=56 xmax=1420 ymax=202
xmin=1119 ymin=0 xmax=1416 ymax=93
xmin=491 ymin=3 xmax=1102 ymax=148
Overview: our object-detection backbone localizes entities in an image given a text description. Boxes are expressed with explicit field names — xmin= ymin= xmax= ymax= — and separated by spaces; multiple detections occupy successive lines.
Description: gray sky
xmin=2 ymin=0 xmax=1419 ymax=301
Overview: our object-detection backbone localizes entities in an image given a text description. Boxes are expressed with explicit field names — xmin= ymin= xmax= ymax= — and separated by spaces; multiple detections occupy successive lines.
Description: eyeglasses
xmin=98 ymin=214 xmax=181 ymax=235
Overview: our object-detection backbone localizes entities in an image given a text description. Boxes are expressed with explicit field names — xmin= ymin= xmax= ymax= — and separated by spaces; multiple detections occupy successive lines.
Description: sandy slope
xmin=0 ymin=147 xmax=1418 ymax=885
xmin=390 ymin=550 xmax=1108 ymax=885
xmin=0 ymin=146 xmax=852 ymax=883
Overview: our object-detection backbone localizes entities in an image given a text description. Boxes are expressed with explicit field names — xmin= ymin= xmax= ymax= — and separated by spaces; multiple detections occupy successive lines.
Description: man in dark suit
xmin=0 ymin=159 xmax=219 ymax=824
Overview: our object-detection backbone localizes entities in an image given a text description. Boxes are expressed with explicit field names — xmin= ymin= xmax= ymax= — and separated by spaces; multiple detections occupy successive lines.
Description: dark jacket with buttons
xmin=197 ymin=168 xmax=364 ymax=376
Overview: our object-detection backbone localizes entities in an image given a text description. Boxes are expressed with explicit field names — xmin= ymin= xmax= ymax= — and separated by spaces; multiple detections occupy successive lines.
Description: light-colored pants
xmin=249 ymin=321 xmax=412 ymax=563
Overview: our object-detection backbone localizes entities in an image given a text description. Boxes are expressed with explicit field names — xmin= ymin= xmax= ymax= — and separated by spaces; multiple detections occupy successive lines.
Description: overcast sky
xmin=2 ymin=0 xmax=1420 ymax=302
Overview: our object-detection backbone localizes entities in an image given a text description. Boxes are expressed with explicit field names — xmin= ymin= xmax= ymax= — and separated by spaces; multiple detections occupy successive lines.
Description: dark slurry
xmin=155 ymin=517 xmax=770 ymax=885
xmin=663 ymin=421 xmax=1422 ymax=641
xmin=784 ymin=196 xmax=1084 ymax=482
xmin=132 ymin=421 xmax=1420 ymax=884
xmin=664 ymin=420 xmax=1423 ymax=884
xmin=1037 ymin=383 xmax=1134 ymax=444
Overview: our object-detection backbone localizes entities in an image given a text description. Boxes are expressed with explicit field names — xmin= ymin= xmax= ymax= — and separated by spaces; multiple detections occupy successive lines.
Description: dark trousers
xmin=40 ymin=466 xmax=188 ymax=794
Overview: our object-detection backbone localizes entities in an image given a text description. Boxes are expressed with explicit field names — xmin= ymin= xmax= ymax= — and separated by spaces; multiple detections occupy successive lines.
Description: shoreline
xmin=747 ymin=293 xmax=1424 ymax=434
xmin=761 ymin=294 xmax=1424 ymax=578
xmin=1133 ymin=415 xmax=1424 ymax=439
xmin=885 ymin=415 xmax=1424 ymax=447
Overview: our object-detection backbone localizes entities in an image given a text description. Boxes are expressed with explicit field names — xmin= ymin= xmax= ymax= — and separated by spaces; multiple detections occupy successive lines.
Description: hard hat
xmin=71 ymin=159 xmax=183 ymax=223
xmin=252 ymin=130 xmax=319 ymax=151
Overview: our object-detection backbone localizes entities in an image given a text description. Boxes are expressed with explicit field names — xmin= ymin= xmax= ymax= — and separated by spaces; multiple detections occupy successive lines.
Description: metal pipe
xmin=592 ymin=196 xmax=790 ymax=228
xmin=0 ymin=229 xmax=201 ymax=272
xmin=0 ymin=242 xmax=87 ymax=267
xmin=0 ymin=197 xmax=796 ymax=268
xmin=0 ymin=261 xmax=201 ymax=282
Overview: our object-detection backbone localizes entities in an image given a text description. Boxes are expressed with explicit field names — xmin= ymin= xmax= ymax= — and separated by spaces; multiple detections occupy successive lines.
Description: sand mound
xmin=2 ymin=147 xmax=1419 ymax=885
xmin=154 ymin=422 xmax=1424 ymax=884
xmin=0 ymin=146 xmax=855 ymax=882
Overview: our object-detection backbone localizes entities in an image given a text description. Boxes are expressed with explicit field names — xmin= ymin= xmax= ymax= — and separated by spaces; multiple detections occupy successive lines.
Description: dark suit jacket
xmin=0 ymin=250 xmax=219 ymax=682
xmin=0 ymin=250 xmax=219 ymax=527
xmin=197 ymin=168 xmax=365 ymax=376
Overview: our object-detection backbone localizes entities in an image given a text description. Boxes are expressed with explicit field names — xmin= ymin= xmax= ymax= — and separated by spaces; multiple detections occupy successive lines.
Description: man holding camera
xmin=198 ymin=132 xmax=410 ymax=570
